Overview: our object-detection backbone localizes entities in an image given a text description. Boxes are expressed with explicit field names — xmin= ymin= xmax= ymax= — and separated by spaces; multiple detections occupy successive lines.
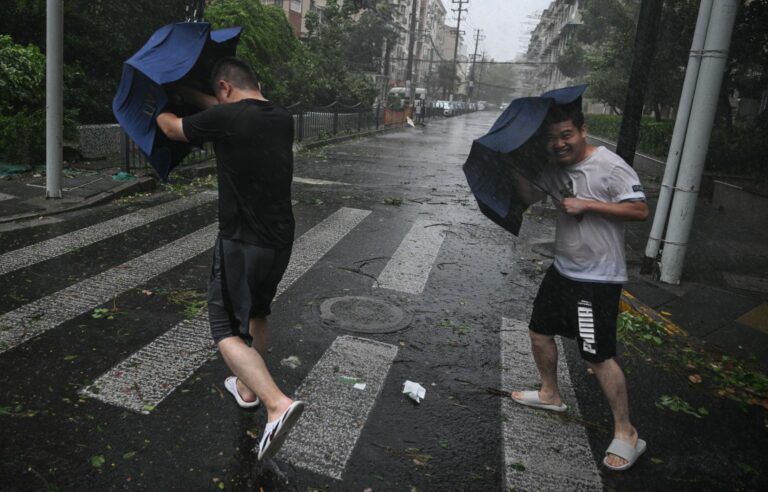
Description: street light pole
xmin=45 ymin=0 xmax=63 ymax=199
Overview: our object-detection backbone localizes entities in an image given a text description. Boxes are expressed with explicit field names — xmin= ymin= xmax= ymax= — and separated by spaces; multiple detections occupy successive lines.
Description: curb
xmin=619 ymin=289 xmax=687 ymax=336
xmin=0 ymin=176 xmax=157 ymax=224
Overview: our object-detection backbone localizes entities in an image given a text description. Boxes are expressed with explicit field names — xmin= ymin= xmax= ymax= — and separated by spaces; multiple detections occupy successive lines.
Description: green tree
xmin=0 ymin=0 xmax=189 ymax=122
xmin=206 ymin=0 xmax=300 ymax=104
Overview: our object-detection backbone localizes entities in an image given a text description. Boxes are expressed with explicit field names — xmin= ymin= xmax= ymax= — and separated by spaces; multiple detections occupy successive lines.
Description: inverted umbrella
xmin=112 ymin=22 xmax=242 ymax=180
xmin=462 ymin=84 xmax=588 ymax=235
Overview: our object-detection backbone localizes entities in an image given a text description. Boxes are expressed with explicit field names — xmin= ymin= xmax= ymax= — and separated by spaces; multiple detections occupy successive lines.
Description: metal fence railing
xmin=121 ymin=100 xmax=470 ymax=175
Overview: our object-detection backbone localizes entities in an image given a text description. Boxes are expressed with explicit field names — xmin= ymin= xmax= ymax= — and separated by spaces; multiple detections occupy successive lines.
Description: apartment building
xmin=524 ymin=0 xmax=582 ymax=93
xmin=260 ymin=0 xmax=327 ymax=37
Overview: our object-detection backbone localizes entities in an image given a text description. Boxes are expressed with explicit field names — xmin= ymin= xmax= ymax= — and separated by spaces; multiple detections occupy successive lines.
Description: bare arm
xmin=176 ymin=86 xmax=218 ymax=110
xmin=156 ymin=112 xmax=188 ymax=142
xmin=560 ymin=198 xmax=649 ymax=221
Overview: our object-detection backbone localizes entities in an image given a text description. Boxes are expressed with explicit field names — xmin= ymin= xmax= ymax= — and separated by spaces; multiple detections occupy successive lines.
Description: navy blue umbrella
xmin=112 ymin=22 xmax=242 ymax=180
xmin=462 ymin=85 xmax=587 ymax=235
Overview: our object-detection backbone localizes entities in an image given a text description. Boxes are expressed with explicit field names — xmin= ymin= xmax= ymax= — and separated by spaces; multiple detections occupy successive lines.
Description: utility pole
xmin=449 ymin=0 xmax=468 ymax=100
xmin=405 ymin=0 xmax=420 ymax=111
xmin=643 ymin=0 xmax=713 ymax=273
xmin=659 ymin=0 xmax=739 ymax=284
xmin=476 ymin=50 xmax=486 ymax=100
xmin=46 ymin=0 xmax=63 ymax=199
xmin=614 ymin=0 xmax=664 ymax=167
xmin=469 ymin=28 xmax=483 ymax=101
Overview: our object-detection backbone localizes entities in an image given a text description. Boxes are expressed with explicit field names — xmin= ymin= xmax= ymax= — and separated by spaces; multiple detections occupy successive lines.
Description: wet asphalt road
xmin=1 ymin=112 xmax=766 ymax=491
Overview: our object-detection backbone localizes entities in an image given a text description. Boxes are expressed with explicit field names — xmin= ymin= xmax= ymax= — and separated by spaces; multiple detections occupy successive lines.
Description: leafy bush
xmin=586 ymin=113 xmax=767 ymax=181
xmin=0 ymin=35 xmax=80 ymax=165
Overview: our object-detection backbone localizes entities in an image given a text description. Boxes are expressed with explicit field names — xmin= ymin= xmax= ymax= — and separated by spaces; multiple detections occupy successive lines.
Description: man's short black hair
xmin=210 ymin=56 xmax=261 ymax=92
xmin=544 ymin=100 xmax=585 ymax=129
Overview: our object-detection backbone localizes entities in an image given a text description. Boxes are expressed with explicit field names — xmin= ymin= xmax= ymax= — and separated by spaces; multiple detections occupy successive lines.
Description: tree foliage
xmin=571 ymin=0 xmax=767 ymax=124
xmin=0 ymin=0 xmax=189 ymax=122
xmin=206 ymin=0 xmax=300 ymax=104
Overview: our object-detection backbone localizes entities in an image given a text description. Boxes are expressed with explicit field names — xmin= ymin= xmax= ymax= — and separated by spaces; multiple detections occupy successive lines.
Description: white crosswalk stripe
xmin=375 ymin=219 xmax=448 ymax=294
xmin=82 ymin=207 xmax=371 ymax=413
xmin=500 ymin=318 xmax=602 ymax=491
xmin=278 ymin=336 xmax=398 ymax=479
xmin=0 ymin=191 xmax=217 ymax=276
xmin=0 ymin=223 xmax=219 ymax=354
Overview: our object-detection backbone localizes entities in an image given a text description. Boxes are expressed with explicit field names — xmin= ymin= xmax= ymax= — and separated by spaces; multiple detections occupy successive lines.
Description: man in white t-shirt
xmin=510 ymin=102 xmax=650 ymax=471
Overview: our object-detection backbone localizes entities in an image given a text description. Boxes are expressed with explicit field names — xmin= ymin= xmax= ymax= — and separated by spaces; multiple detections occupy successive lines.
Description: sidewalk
xmin=589 ymin=136 xmax=768 ymax=372
xmin=1 ymin=142 xmax=766 ymax=373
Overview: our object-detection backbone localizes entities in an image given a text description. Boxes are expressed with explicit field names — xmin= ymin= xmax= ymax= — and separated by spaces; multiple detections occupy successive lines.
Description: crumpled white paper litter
xmin=403 ymin=380 xmax=426 ymax=403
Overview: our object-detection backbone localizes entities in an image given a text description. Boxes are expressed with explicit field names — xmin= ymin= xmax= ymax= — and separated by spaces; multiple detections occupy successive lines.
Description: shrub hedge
xmin=585 ymin=114 xmax=766 ymax=181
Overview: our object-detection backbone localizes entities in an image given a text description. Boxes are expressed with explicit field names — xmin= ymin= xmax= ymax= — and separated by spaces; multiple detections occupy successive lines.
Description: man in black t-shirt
xmin=157 ymin=57 xmax=304 ymax=461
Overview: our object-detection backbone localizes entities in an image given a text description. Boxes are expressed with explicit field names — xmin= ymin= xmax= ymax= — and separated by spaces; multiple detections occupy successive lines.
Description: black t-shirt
xmin=182 ymin=99 xmax=295 ymax=248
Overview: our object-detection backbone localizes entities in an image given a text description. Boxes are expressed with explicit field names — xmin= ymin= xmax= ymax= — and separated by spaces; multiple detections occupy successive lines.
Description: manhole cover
xmin=319 ymin=296 xmax=410 ymax=334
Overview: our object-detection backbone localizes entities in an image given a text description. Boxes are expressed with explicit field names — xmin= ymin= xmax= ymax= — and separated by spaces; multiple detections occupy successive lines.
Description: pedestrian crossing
xmin=0 ymin=195 xmax=600 ymax=486
xmin=81 ymin=207 xmax=370 ymax=413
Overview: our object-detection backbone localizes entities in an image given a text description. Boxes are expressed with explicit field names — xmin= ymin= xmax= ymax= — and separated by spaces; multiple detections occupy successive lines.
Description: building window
xmin=290 ymin=0 xmax=302 ymax=12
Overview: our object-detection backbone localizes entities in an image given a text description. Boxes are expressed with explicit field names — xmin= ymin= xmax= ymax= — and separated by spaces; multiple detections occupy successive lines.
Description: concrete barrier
xmin=77 ymin=124 xmax=122 ymax=160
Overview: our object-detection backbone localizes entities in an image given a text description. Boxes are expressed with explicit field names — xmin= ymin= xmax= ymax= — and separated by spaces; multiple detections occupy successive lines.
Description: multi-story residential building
xmin=417 ymin=0 xmax=447 ymax=88
xmin=260 ymin=0 xmax=328 ymax=37
xmin=524 ymin=0 xmax=582 ymax=93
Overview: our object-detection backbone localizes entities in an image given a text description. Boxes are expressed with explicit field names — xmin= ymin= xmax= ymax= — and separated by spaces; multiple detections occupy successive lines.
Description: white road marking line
xmin=0 ymin=191 xmax=217 ymax=276
xmin=278 ymin=335 xmax=398 ymax=479
xmin=293 ymin=176 xmax=349 ymax=186
xmin=0 ymin=223 xmax=219 ymax=354
xmin=82 ymin=207 xmax=371 ymax=413
xmin=500 ymin=318 xmax=602 ymax=491
xmin=375 ymin=220 xmax=448 ymax=294
xmin=0 ymin=192 xmax=15 ymax=201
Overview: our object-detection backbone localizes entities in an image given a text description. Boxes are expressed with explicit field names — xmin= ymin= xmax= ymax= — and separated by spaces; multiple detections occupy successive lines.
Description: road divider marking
xmin=500 ymin=318 xmax=602 ymax=491
xmin=0 ymin=223 xmax=219 ymax=354
xmin=375 ymin=220 xmax=448 ymax=294
xmin=0 ymin=191 xmax=217 ymax=276
xmin=278 ymin=335 xmax=398 ymax=479
xmin=294 ymin=176 xmax=349 ymax=186
xmin=82 ymin=207 xmax=371 ymax=412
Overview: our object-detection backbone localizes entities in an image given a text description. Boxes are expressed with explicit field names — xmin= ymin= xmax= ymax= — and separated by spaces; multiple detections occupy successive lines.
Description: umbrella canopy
xmin=462 ymin=85 xmax=588 ymax=235
xmin=112 ymin=22 xmax=242 ymax=180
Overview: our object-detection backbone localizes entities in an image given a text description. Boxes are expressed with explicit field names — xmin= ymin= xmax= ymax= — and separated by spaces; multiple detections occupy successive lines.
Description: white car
xmin=499 ymin=102 xmax=509 ymax=111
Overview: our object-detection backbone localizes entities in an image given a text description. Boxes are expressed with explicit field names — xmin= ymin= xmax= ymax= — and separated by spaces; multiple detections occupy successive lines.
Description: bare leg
xmin=249 ymin=317 xmax=269 ymax=356
xmin=512 ymin=330 xmax=562 ymax=406
xmin=218 ymin=335 xmax=292 ymax=422
xmin=587 ymin=358 xmax=638 ymax=467
xmin=234 ymin=317 xmax=269 ymax=402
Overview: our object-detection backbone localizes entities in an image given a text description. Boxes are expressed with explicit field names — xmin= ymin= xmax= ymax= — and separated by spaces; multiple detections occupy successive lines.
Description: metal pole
xmin=449 ymin=0 xmax=467 ymax=99
xmin=643 ymin=0 xmax=714 ymax=272
xmin=615 ymin=0 xmax=664 ymax=167
xmin=45 ymin=0 xmax=63 ymax=199
xmin=659 ymin=0 xmax=739 ymax=284
xmin=405 ymin=0 xmax=419 ymax=109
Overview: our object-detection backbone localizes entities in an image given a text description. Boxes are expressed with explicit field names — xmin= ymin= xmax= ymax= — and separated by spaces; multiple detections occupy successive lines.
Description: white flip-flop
xmin=224 ymin=376 xmax=260 ymax=409
xmin=511 ymin=390 xmax=567 ymax=412
xmin=258 ymin=401 xmax=305 ymax=460
xmin=603 ymin=438 xmax=647 ymax=471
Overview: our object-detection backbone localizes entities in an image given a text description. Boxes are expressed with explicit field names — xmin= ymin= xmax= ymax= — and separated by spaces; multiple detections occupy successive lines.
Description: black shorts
xmin=208 ymin=235 xmax=292 ymax=344
xmin=529 ymin=266 xmax=622 ymax=363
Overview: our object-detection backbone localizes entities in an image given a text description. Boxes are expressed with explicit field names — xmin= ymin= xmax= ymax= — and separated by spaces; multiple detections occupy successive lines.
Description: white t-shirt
xmin=538 ymin=146 xmax=646 ymax=283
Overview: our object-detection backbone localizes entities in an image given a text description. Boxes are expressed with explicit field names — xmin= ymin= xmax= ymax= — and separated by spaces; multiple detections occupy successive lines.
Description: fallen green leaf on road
xmin=511 ymin=462 xmax=526 ymax=472
xmin=383 ymin=196 xmax=403 ymax=206
xmin=90 ymin=455 xmax=105 ymax=468
xmin=122 ymin=451 xmax=137 ymax=459
xmin=656 ymin=395 xmax=707 ymax=418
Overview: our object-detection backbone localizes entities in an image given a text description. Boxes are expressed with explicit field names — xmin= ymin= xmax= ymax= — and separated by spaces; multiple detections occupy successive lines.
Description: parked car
xmin=499 ymin=102 xmax=509 ymax=111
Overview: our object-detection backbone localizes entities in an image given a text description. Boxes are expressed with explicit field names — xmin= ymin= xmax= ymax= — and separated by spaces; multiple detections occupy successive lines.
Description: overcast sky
xmin=442 ymin=0 xmax=555 ymax=61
